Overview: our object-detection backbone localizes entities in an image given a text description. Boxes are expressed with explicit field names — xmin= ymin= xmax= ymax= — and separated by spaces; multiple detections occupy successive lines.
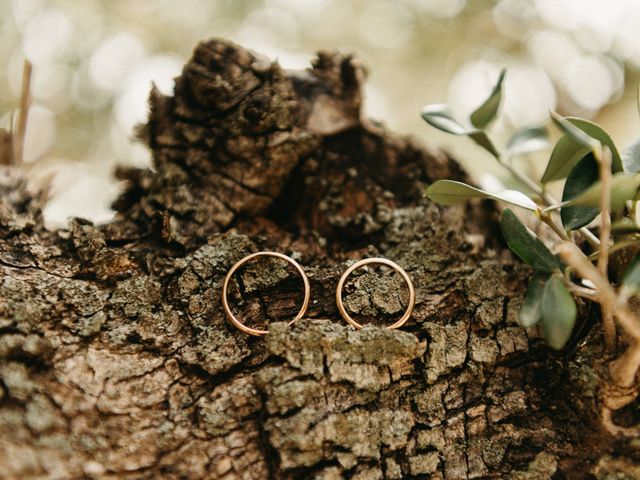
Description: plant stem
xmin=501 ymin=159 xmax=552 ymax=203
xmin=609 ymin=341 xmax=640 ymax=388
xmin=538 ymin=209 xmax=570 ymax=241
xmin=567 ymin=283 xmax=599 ymax=301
xmin=13 ymin=60 xmax=32 ymax=166
xmin=579 ymin=228 xmax=601 ymax=249
xmin=597 ymin=147 xmax=612 ymax=275
xmin=597 ymin=147 xmax=615 ymax=350
xmin=557 ymin=242 xmax=640 ymax=339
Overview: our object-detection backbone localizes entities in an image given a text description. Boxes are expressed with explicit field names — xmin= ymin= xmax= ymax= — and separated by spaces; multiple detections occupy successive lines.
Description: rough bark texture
xmin=0 ymin=39 xmax=636 ymax=479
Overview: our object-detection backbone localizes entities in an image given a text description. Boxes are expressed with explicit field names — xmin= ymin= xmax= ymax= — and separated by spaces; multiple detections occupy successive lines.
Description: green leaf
xmin=421 ymin=104 xmax=500 ymax=159
xmin=541 ymin=274 xmax=577 ymax=350
xmin=468 ymin=131 xmax=500 ymax=158
xmin=622 ymin=254 xmax=640 ymax=295
xmin=500 ymin=208 xmax=561 ymax=272
xmin=470 ymin=69 xmax=506 ymax=129
xmin=542 ymin=136 xmax=591 ymax=184
xmin=421 ymin=104 xmax=471 ymax=135
xmin=506 ymin=126 xmax=549 ymax=157
xmin=560 ymin=154 xmax=600 ymax=230
xmin=562 ymin=173 xmax=640 ymax=212
xmin=542 ymin=116 xmax=623 ymax=183
xmin=569 ymin=118 xmax=623 ymax=172
xmin=550 ymin=112 xmax=598 ymax=150
xmin=612 ymin=218 xmax=640 ymax=234
xmin=425 ymin=180 xmax=537 ymax=210
xmin=519 ymin=273 xmax=549 ymax=327
xmin=550 ymin=112 xmax=597 ymax=149
xmin=622 ymin=138 xmax=640 ymax=174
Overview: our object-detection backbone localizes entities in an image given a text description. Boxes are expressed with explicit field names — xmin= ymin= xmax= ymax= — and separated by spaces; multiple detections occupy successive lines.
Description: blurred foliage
xmin=2 ymin=0 xmax=640 ymax=224
xmin=423 ymin=69 xmax=640 ymax=351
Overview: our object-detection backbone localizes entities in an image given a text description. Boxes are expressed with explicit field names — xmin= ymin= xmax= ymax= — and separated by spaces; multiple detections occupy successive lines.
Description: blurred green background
xmin=2 ymin=0 xmax=640 ymax=226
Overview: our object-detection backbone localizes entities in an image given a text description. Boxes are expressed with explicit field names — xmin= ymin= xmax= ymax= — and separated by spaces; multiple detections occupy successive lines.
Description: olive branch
xmin=422 ymin=71 xmax=640 ymax=435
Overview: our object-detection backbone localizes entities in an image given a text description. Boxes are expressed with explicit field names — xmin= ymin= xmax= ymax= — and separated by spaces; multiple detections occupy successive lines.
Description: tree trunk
xmin=0 ymin=39 xmax=637 ymax=479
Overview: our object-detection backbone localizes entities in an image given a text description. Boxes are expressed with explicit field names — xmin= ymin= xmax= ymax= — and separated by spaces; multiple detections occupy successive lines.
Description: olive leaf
xmin=542 ymin=116 xmax=623 ymax=183
xmin=421 ymin=104 xmax=470 ymax=135
xmin=622 ymin=138 xmax=640 ymax=174
xmin=561 ymin=173 xmax=640 ymax=212
xmin=622 ymin=254 xmax=640 ymax=295
xmin=421 ymin=104 xmax=500 ymax=159
xmin=542 ymin=136 xmax=591 ymax=184
xmin=612 ymin=218 xmax=640 ymax=234
xmin=519 ymin=273 xmax=549 ymax=327
xmin=425 ymin=180 xmax=537 ymax=210
xmin=500 ymin=208 xmax=561 ymax=273
xmin=506 ymin=126 xmax=549 ymax=157
xmin=566 ymin=120 xmax=622 ymax=173
xmin=541 ymin=274 xmax=577 ymax=350
xmin=550 ymin=112 xmax=598 ymax=149
xmin=470 ymin=69 xmax=506 ymax=129
xmin=560 ymin=154 xmax=600 ymax=230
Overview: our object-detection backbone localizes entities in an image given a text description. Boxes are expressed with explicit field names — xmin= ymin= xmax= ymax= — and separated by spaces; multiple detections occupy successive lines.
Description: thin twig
xmin=502 ymin=159 xmax=552 ymax=203
xmin=557 ymin=242 xmax=640 ymax=386
xmin=579 ymin=227 xmax=601 ymax=248
xmin=13 ymin=60 xmax=32 ymax=166
xmin=597 ymin=147 xmax=615 ymax=350
xmin=601 ymin=308 xmax=616 ymax=352
xmin=567 ymin=283 xmax=599 ymax=301
xmin=556 ymin=243 xmax=640 ymax=339
xmin=597 ymin=147 xmax=612 ymax=275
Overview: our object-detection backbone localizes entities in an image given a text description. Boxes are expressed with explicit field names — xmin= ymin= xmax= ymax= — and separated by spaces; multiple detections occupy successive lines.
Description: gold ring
xmin=222 ymin=252 xmax=310 ymax=336
xmin=335 ymin=258 xmax=415 ymax=330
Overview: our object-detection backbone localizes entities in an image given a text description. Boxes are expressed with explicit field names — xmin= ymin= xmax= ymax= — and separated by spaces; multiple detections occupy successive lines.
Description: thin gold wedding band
xmin=335 ymin=258 xmax=415 ymax=330
xmin=222 ymin=252 xmax=310 ymax=336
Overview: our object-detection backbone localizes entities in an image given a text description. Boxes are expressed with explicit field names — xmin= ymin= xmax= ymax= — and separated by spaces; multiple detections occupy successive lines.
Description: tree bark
xmin=0 ymin=39 xmax=637 ymax=479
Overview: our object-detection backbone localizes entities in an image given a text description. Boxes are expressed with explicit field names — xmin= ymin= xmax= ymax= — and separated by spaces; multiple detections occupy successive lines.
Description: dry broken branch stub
xmin=0 ymin=38 xmax=637 ymax=479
